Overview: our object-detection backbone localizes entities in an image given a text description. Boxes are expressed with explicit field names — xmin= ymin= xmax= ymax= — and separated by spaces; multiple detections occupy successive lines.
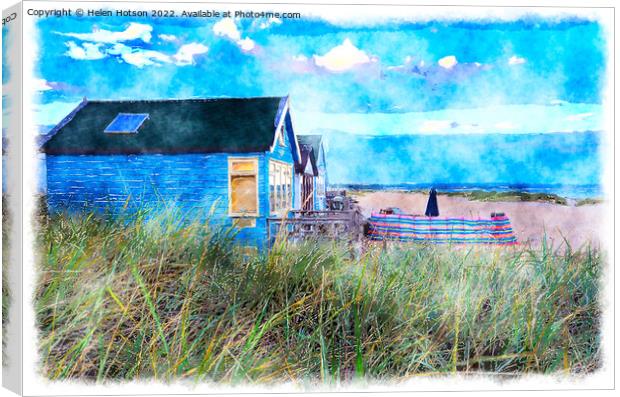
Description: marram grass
xmin=35 ymin=210 xmax=602 ymax=384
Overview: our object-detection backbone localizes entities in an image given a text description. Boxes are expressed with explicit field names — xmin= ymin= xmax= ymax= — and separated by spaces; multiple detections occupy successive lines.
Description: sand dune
xmin=351 ymin=191 xmax=606 ymax=249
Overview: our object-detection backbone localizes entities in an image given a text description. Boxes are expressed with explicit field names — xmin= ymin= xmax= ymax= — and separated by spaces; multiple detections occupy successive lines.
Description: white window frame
xmin=228 ymin=157 xmax=260 ymax=217
xmin=316 ymin=173 xmax=326 ymax=196
xmin=278 ymin=126 xmax=286 ymax=147
xmin=269 ymin=159 xmax=293 ymax=216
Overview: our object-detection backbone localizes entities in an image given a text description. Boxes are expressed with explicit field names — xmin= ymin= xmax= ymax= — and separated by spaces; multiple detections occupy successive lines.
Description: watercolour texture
xmin=0 ymin=1 xmax=615 ymax=395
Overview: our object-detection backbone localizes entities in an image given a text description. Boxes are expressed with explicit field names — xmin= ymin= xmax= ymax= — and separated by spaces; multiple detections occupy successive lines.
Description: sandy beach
xmin=351 ymin=191 xmax=606 ymax=249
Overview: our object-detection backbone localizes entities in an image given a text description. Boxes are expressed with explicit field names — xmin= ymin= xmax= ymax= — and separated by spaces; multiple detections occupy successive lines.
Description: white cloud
xmin=173 ymin=43 xmax=209 ymax=66
xmin=66 ymin=39 xmax=208 ymax=68
xmin=64 ymin=41 xmax=107 ymax=60
xmin=494 ymin=121 xmax=518 ymax=130
xmin=213 ymin=18 xmax=241 ymax=41
xmin=213 ymin=18 xmax=256 ymax=52
xmin=419 ymin=120 xmax=453 ymax=133
xmin=106 ymin=42 xmax=208 ymax=67
xmin=459 ymin=123 xmax=483 ymax=133
xmin=508 ymin=55 xmax=526 ymax=65
xmin=387 ymin=56 xmax=415 ymax=71
xmin=294 ymin=103 xmax=602 ymax=136
xmin=237 ymin=37 xmax=256 ymax=52
xmin=158 ymin=34 xmax=177 ymax=42
xmin=34 ymin=78 xmax=52 ymax=91
xmin=566 ymin=112 xmax=593 ymax=121
xmin=438 ymin=55 xmax=457 ymax=69
xmin=59 ymin=22 xmax=152 ymax=44
xmin=107 ymin=43 xmax=171 ymax=68
xmin=259 ymin=17 xmax=282 ymax=29
xmin=313 ymin=38 xmax=371 ymax=72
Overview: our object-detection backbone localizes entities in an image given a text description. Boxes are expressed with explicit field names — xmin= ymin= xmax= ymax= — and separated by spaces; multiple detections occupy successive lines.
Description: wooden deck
xmin=267 ymin=209 xmax=365 ymax=243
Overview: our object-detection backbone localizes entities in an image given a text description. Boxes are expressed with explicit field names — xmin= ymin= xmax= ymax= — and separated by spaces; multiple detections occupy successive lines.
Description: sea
xmin=324 ymin=131 xmax=603 ymax=199
xmin=331 ymin=183 xmax=602 ymax=199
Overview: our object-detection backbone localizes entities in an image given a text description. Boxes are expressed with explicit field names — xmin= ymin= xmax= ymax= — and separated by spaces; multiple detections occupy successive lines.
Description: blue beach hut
xmin=296 ymin=135 xmax=328 ymax=211
xmin=41 ymin=95 xmax=324 ymax=247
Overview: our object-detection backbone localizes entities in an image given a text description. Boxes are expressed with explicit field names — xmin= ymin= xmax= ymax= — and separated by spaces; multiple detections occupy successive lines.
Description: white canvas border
xmin=12 ymin=0 xmax=616 ymax=395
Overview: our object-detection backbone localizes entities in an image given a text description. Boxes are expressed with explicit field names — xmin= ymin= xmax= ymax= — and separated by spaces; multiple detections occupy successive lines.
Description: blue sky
xmin=34 ymin=13 xmax=606 ymax=130
xmin=30 ymin=11 xmax=606 ymax=187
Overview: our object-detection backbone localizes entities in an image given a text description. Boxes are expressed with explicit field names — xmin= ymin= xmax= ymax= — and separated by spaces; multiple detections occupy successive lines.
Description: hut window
xmin=229 ymin=158 xmax=258 ymax=216
xmin=317 ymin=174 xmax=325 ymax=196
xmin=278 ymin=126 xmax=286 ymax=146
xmin=269 ymin=160 xmax=292 ymax=215
xmin=104 ymin=113 xmax=149 ymax=134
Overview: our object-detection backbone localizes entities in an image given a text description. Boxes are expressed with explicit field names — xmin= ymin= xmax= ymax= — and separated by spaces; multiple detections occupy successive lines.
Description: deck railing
xmin=267 ymin=209 xmax=365 ymax=244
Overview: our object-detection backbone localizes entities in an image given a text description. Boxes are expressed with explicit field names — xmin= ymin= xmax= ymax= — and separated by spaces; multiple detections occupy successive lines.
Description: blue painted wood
xmin=313 ymin=179 xmax=318 ymax=210
xmin=46 ymin=153 xmax=275 ymax=247
xmin=44 ymin=106 xmax=305 ymax=248
xmin=315 ymin=144 xmax=328 ymax=210
xmin=266 ymin=120 xmax=297 ymax=214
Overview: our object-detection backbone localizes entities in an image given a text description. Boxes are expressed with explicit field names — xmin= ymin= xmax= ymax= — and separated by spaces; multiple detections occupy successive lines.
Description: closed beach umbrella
xmin=425 ymin=188 xmax=439 ymax=217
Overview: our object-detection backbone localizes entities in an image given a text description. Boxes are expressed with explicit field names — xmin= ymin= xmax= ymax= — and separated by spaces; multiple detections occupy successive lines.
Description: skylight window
xmin=104 ymin=113 xmax=149 ymax=134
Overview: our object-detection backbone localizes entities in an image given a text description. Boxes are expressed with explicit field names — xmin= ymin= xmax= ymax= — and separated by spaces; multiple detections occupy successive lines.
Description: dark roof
xmin=296 ymin=144 xmax=318 ymax=176
xmin=297 ymin=135 xmax=323 ymax=159
xmin=42 ymin=96 xmax=289 ymax=155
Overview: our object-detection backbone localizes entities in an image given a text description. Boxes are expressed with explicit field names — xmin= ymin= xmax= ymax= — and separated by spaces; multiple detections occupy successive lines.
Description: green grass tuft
xmin=35 ymin=210 xmax=602 ymax=384
xmin=442 ymin=190 xmax=568 ymax=205
xmin=575 ymin=198 xmax=604 ymax=207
